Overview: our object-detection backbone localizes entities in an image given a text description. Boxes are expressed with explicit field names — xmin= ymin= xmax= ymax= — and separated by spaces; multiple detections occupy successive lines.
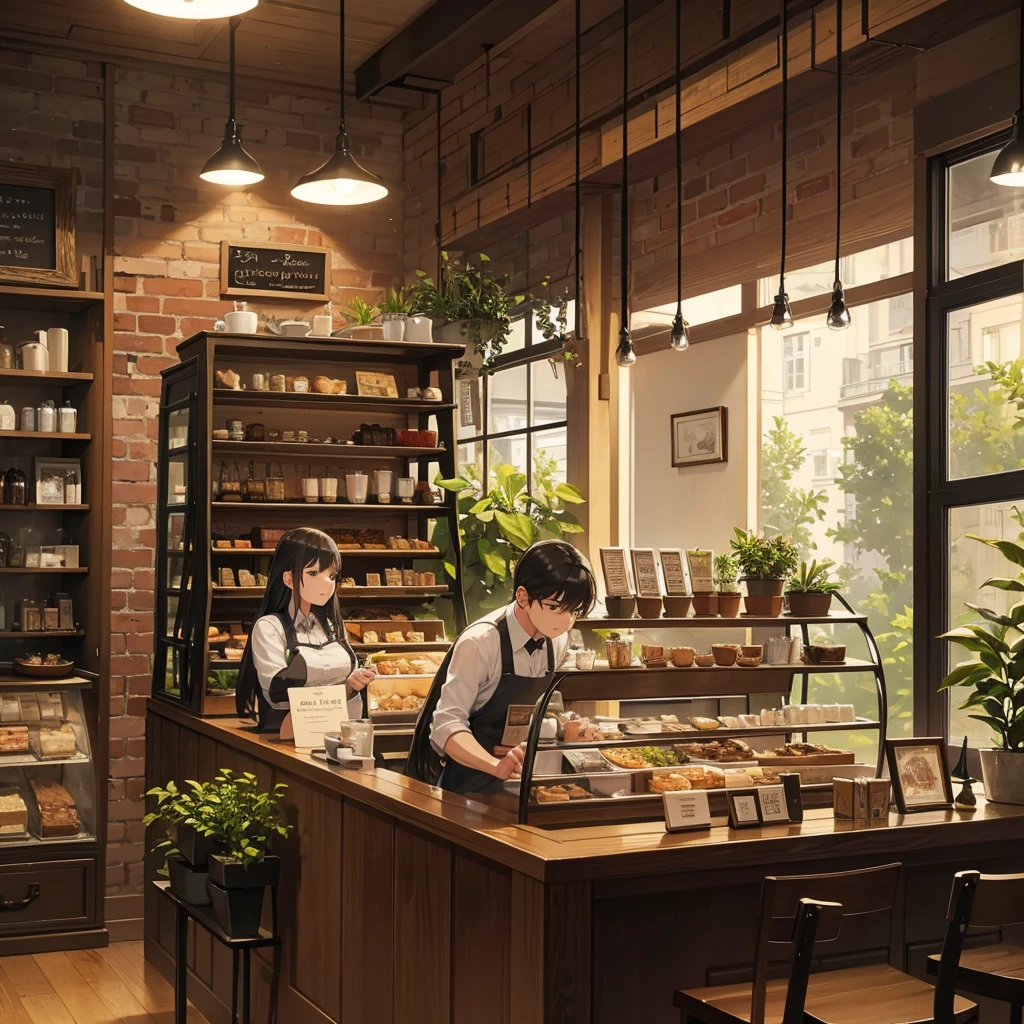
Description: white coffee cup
xmin=215 ymin=310 xmax=258 ymax=334
xmin=312 ymin=315 xmax=333 ymax=336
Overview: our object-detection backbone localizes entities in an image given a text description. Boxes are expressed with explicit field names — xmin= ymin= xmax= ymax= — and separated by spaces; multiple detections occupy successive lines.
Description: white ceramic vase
xmin=979 ymin=748 xmax=1024 ymax=804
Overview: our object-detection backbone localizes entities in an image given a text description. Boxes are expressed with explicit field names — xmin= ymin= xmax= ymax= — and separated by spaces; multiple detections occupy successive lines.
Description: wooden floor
xmin=0 ymin=941 xmax=208 ymax=1024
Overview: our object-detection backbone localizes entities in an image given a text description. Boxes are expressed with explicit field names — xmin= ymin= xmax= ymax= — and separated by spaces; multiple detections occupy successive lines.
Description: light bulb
xmin=200 ymin=120 xmax=264 ymax=186
xmin=827 ymin=281 xmax=851 ymax=330
xmin=670 ymin=310 xmax=690 ymax=352
xmin=615 ymin=326 xmax=636 ymax=367
xmin=991 ymin=112 xmax=1024 ymax=187
xmin=123 ymin=0 xmax=257 ymax=17
xmin=769 ymin=292 xmax=793 ymax=331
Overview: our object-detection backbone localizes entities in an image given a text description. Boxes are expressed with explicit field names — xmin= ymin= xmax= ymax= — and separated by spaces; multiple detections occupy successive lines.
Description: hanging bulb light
xmin=200 ymin=18 xmax=264 ymax=186
xmin=826 ymin=0 xmax=851 ymax=329
xmin=770 ymin=0 xmax=791 ymax=331
xmin=827 ymin=282 xmax=851 ymax=329
xmin=992 ymin=0 xmax=1024 ymax=186
xmin=669 ymin=0 xmax=690 ymax=353
xmin=573 ymin=0 xmax=583 ymax=343
xmin=124 ymin=0 xmax=256 ymax=17
xmin=291 ymin=0 xmax=388 ymax=205
xmin=617 ymin=0 xmax=635 ymax=368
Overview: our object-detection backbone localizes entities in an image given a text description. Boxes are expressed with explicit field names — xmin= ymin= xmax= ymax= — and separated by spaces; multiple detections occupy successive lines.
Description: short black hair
xmin=513 ymin=540 xmax=596 ymax=616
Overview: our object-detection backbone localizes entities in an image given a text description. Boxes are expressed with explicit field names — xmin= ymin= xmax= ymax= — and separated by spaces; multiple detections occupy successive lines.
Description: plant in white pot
xmin=378 ymin=286 xmax=409 ymax=341
xmin=941 ymin=508 xmax=1024 ymax=805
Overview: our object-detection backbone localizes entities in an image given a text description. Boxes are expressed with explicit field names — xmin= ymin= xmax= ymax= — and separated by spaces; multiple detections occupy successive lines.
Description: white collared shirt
xmin=430 ymin=603 xmax=569 ymax=755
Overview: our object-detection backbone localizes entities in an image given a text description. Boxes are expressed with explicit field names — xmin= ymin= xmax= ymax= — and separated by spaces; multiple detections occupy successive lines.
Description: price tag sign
xmin=631 ymin=548 xmax=661 ymax=597
xmin=658 ymin=548 xmax=689 ymax=595
xmin=600 ymin=547 xmax=633 ymax=596
xmin=663 ymin=789 xmax=712 ymax=833
xmin=286 ymin=685 xmax=350 ymax=749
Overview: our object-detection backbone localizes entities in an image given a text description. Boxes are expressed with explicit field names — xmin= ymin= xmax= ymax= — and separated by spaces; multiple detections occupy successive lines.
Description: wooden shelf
xmin=0 ymin=504 xmax=90 ymax=512
xmin=212 ymin=440 xmax=444 ymax=459
xmin=0 ymin=431 xmax=91 ymax=441
xmin=564 ymin=657 xmax=878 ymax=675
xmin=0 ymin=567 xmax=88 ymax=574
xmin=209 ymin=546 xmax=441 ymax=558
xmin=578 ymin=612 xmax=869 ymax=628
xmin=211 ymin=501 xmax=449 ymax=515
xmin=0 ymin=631 xmax=85 ymax=638
xmin=198 ymin=332 xmax=465 ymax=361
xmin=0 ymin=674 xmax=92 ymax=688
xmin=351 ymin=640 xmax=451 ymax=652
xmin=213 ymin=585 xmax=448 ymax=599
xmin=0 ymin=370 xmax=93 ymax=385
xmin=213 ymin=390 xmax=456 ymax=414
xmin=0 ymin=285 xmax=103 ymax=312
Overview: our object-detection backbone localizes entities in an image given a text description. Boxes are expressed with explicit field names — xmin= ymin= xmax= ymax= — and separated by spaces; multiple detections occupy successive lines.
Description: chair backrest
xmin=781 ymin=899 xmax=845 ymax=1024
xmin=749 ymin=862 xmax=903 ymax=1024
xmin=934 ymin=869 xmax=1024 ymax=1024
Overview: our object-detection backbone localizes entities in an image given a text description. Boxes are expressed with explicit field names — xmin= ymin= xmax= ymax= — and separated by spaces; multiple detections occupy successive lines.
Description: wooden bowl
xmin=14 ymin=659 xmax=75 ymax=679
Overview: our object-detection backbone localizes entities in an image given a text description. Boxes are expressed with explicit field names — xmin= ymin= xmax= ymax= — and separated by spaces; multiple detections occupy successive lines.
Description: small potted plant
xmin=343 ymin=296 xmax=376 ymax=327
xmin=378 ymin=286 xmax=409 ymax=342
xmin=786 ymin=559 xmax=841 ymax=617
xmin=730 ymin=528 xmax=798 ymax=617
xmin=941 ymin=507 xmax=1024 ymax=805
xmin=143 ymin=779 xmax=219 ymax=907
xmin=714 ymin=553 xmax=741 ymax=618
xmin=203 ymin=769 xmax=292 ymax=937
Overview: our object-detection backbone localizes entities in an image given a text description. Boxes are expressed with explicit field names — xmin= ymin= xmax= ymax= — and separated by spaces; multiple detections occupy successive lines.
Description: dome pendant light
xmin=827 ymin=0 xmax=851 ymax=330
xmin=670 ymin=0 xmax=689 ymax=352
xmin=770 ymin=0 xmax=793 ymax=331
xmin=291 ymin=0 xmax=388 ymax=205
xmin=616 ymin=0 xmax=637 ymax=368
xmin=992 ymin=0 xmax=1024 ymax=186
xmin=200 ymin=18 xmax=264 ymax=187
xmin=124 ymin=0 xmax=256 ymax=18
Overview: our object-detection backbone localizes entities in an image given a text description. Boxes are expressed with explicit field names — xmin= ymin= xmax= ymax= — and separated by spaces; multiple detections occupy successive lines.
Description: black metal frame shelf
xmin=212 ymin=440 xmax=444 ymax=459
xmin=213 ymin=391 xmax=456 ymax=414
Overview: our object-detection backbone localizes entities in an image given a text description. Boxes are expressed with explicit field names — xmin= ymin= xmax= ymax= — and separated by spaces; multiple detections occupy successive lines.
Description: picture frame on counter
xmin=663 ymin=789 xmax=712 ymax=833
xmin=599 ymin=547 xmax=633 ymax=597
xmin=658 ymin=548 xmax=690 ymax=595
xmin=630 ymin=548 xmax=661 ymax=597
xmin=671 ymin=406 xmax=727 ymax=468
xmin=885 ymin=737 xmax=954 ymax=814
xmin=355 ymin=371 xmax=399 ymax=398
xmin=726 ymin=790 xmax=761 ymax=829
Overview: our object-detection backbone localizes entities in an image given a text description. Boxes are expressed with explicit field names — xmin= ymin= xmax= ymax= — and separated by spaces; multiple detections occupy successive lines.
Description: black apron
xmin=437 ymin=614 xmax=554 ymax=795
xmin=256 ymin=611 xmax=365 ymax=732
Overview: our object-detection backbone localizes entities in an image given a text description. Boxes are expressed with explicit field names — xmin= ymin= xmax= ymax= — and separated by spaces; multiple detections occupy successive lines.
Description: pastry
xmin=385 ymin=569 xmax=403 ymax=587
xmin=691 ymin=717 xmax=721 ymax=732
xmin=564 ymin=783 xmax=592 ymax=800
xmin=0 ymin=726 xmax=28 ymax=753
xmin=234 ymin=539 xmax=251 ymax=549
xmin=362 ymin=631 xmax=379 ymax=644
xmin=421 ymin=572 xmax=436 ymax=586
xmin=313 ymin=376 xmax=346 ymax=395
xmin=223 ymin=648 xmax=244 ymax=661
xmin=601 ymin=748 xmax=648 ymax=770
xmin=648 ymin=773 xmax=692 ymax=793
xmin=389 ymin=536 xmax=411 ymax=550
xmin=30 ymin=779 xmax=79 ymax=837
xmin=412 ymin=539 xmax=434 ymax=550
xmin=215 ymin=368 xmax=241 ymax=390
xmin=533 ymin=785 xmax=570 ymax=803
xmin=402 ymin=570 xmax=416 ymax=586
xmin=673 ymin=765 xmax=725 ymax=789
xmin=384 ymin=631 xmax=405 ymax=644
xmin=31 ymin=724 xmax=77 ymax=759
xmin=0 ymin=791 xmax=27 ymax=833
xmin=237 ymin=569 xmax=257 ymax=587
xmin=340 ymin=578 xmax=357 ymax=588
xmin=405 ymin=631 xmax=425 ymax=643
xmin=214 ymin=541 xmax=232 ymax=549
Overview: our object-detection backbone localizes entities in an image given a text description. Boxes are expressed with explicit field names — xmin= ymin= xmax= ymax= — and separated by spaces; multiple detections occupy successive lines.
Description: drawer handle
xmin=0 ymin=884 xmax=40 ymax=912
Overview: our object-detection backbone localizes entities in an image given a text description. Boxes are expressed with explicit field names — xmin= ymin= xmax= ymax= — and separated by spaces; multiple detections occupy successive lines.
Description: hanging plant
xmin=534 ymin=277 xmax=583 ymax=379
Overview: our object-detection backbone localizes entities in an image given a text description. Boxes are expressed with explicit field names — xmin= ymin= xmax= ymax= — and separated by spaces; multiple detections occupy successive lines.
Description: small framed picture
xmin=756 ymin=784 xmax=790 ymax=824
xmin=726 ymin=790 xmax=761 ymax=829
xmin=34 ymin=458 xmax=80 ymax=506
xmin=671 ymin=406 xmax=727 ymax=468
xmin=885 ymin=737 xmax=954 ymax=814
xmin=355 ymin=371 xmax=399 ymax=398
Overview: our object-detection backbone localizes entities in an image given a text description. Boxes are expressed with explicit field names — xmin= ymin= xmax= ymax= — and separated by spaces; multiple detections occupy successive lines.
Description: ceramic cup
xmin=312 ymin=315 xmax=333 ymax=336
xmin=215 ymin=310 xmax=258 ymax=333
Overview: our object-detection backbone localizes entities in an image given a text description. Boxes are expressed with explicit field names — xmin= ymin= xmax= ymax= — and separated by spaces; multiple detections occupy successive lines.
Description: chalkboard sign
xmin=220 ymin=241 xmax=330 ymax=301
xmin=0 ymin=163 xmax=76 ymax=288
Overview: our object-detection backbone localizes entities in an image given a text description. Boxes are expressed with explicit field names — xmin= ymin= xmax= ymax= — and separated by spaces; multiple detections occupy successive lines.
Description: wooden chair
xmin=929 ymin=870 xmax=1024 ymax=1024
xmin=673 ymin=862 xmax=977 ymax=1024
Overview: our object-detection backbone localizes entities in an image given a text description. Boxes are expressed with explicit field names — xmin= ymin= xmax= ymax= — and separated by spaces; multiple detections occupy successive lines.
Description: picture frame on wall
xmin=35 ymin=458 xmax=81 ymax=506
xmin=0 ymin=162 xmax=77 ymax=287
xmin=885 ymin=737 xmax=954 ymax=814
xmin=671 ymin=406 xmax=727 ymax=468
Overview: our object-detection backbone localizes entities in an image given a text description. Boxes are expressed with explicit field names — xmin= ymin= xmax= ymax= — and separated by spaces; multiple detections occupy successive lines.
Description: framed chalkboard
xmin=0 ymin=163 xmax=76 ymax=288
xmin=219 ymin=241 xmax=330 ymax=301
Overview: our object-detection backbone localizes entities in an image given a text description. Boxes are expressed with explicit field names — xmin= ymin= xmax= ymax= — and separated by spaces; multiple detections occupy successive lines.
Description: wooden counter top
xmin=150 ymin=699 xmax=1024 ymax=884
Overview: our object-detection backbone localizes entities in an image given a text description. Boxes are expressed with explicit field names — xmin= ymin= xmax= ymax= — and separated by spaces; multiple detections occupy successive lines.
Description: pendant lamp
xmin=991 ymin=0 xmax=1024 ymax=186
xmin=615 ymin=0 xmax=637 ymax=368
xmin=291 ymin=0 xmax=388 ymax=205
xmin=123 ymin=0 xmax=256 ymax=17
xmin=770 ymin=0 xmax=793 ymax=331
xmin=670 ymin=0 xmax=690 ymax=352
xmin=827 ymin=0 xmax=851 ymax=329
xmin=200 ymin=18 xmax=264 ymax=186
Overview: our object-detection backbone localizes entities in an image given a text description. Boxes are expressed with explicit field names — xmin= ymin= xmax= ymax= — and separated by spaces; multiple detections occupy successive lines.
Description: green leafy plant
xmin=343 ymin=297 xmax=376 ymax=326
xmin=787 ymin=559 xmax=841 ymax=594
xmin=378 ymin=287 xmax=410 ymax=315
xmin=713 ymin=553 xmax=738 ymax=592
xmin=730 ymin=528 xmax=799 ymax=580
xmin=760 ymin=416 xmax=828 ymax=555
xmin=202 ymin=769 xmax=292 ymax=870
xmin=143 ymin=778 xmax=219 ymax=872
xmin=206 ymin=669 xmax=238 ymax=693
xmin=432 ymin=456 xmax=585 ymax=619
xmin=409 ymin=251 xmax=525 ymax=367
xmin=940 ymin=506 xmax=1024 ymax=751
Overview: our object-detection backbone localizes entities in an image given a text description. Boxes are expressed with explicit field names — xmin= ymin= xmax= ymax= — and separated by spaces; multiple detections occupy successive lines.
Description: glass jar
xmin=4 ymin=468 xmax=26 ymax=506
xmin=58 ymin=402 xmax=77 ymax=433
xmin=0 ymin=326 xmax=12 ymax=370
xmin=20 ymin=406 xmax=34 ymax=432
xmin=265 ymin=462 xmax=285 ymax=502
xmin=605 ymin=632 xmax=633 ymax=669
xmin=36 ymin=400 xmax=56 ymax=433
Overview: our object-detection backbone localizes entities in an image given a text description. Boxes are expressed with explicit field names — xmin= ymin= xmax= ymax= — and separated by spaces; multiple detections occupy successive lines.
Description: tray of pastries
xmin=30 ymin=724 xmax=79 ymax=760
xmin=600 ymin=745 xmax=685 ymax=770
xmin=674 ymin=738 xmax=756 ymax=765
xmin=645 ymin=764 xmax=726 ymax=792
xmin=367 ymin=650 xmax=444 ymax=678
xmin=29 ymin=778 xmax=81 ymax=838
xmin=346 ymin=619 xmax=447 ymax=646
xmin=532 ymin=782 xmax=594 ymax=803
xmin=754 ymin=741 xmax=855 ymax=765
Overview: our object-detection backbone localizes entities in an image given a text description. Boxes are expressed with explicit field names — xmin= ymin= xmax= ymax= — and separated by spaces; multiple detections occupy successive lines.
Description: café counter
xmin=145 ymin=700 xmax=1024 ymax=1024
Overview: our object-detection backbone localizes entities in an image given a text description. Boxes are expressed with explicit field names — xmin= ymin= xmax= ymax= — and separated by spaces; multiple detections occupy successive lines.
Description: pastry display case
xmin=509 ymin=598 xmax=889 ymax=826
xmin=152 ymin=331 xmax=468 ymax=737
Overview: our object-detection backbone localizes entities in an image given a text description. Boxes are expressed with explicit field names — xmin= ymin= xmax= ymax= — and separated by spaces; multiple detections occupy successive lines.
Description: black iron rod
xmin=620 ymin=0 xmax=629 ymax=333
xmin=228 ymin=18 xmax=238 ymax=122
xmin=675 ymin=0 xmax=683 ymax=315
xmin=779 ymin=0 xmax=788 ymax=288
xmin=574 ymin=0 xmax=582 ymax=335
xmin=834 ymin=0 xmax=842 ymax=283
xmin=339 ymin=0 xmax=346 ymax=130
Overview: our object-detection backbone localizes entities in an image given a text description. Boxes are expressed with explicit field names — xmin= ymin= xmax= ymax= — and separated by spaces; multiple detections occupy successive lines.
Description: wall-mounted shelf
xmin=213 ymin=391 xmax=455 ymax=414
xmin=0 ymin=505 xmax=90 ymax=512
xmin=0 ymin=285 xmax=103 ymax=311
xmin=211 ymin=441 xmax=443 ymax=460
xmin=0 ymin=432 xmax=92 ymax=441
xmin=0 ymin=568 xmax=89 ymax=575
xmin=0 ymin=370 xmax=93 ymax=384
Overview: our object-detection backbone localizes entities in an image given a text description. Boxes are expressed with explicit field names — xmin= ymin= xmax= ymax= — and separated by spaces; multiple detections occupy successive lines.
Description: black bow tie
xmin=524 ymin=637 xmax=546 ymax=655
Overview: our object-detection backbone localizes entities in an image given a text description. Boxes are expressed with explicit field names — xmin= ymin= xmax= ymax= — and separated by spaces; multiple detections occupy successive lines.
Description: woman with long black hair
xmin=235 ymin=527 xmax=375 ymax=732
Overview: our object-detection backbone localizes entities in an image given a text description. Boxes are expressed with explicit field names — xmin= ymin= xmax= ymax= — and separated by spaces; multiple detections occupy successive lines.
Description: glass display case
xmin=153 ymin=331 xmax=468 ymax=723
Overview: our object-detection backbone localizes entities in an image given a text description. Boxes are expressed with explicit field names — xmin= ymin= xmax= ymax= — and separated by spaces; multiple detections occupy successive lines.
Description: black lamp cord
xmin=779 ymin=0 xmax=788 ymax=295
xmin=228 ymin=17 xmax=239 ymax=125
xmin=339 ymin=0 xmax=347 ymax=140
xmin=675 ymin=0 xmax=682 ymax=320
xmin=834 ymin=0 xmax=842 ymax=289
xmin=575 ymin=0 xmax=582 ymax=337
xmin=620 ymin=0 xmax=629 ymax=337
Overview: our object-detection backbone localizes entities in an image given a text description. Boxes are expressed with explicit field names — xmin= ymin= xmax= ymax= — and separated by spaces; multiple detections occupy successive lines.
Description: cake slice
xmin=30 ymin=724 xmax=77 ymax=759
xmin=30 ymin=779 xmax=79 ymax=837
xmin=0 ymin=726 xmax=29 ymax=754
xmin=0 ymin=790 xmax=27 ymax=834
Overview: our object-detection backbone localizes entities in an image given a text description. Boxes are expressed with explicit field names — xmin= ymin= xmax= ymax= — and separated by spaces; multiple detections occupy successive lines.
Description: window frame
xmin=783 ymin=332 xmax=809 ymax=393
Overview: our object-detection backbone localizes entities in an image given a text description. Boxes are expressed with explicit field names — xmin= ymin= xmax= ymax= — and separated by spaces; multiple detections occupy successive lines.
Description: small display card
xmin=663 ymin=789 xmax=712 ymax=833
xmin=726 ymin=785 xmax=791 ymax=828
xmin=501 ymin=704 xmax=535 ymax=747
xmin=686 ymin=549 xmax=714 ymax=593
xmin=600 ymin=547 xmax=633 ymax=596
xmin=658 ymin=548 xmax=690 ymax=595
xmin=286 ymin=685 xmax=351 ymax=749
xmin=630 ymin=548 xmax=661 ymax=597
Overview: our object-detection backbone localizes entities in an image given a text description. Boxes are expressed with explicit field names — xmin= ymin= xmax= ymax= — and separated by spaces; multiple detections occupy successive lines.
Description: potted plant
xmin=410 ymin=252 xmax=524 ymax=375
xmin=378 ymin=286 xmax=409 ymax=342
xmin=941 ymin=508 xmax=1024 ymax=805
xmin=203 ymin=769 xmax=293 ymax=937
xmin=730 ymin=528 xmax=798 ymax=617
xmin=343 ymin=296 xmax=376 ymax=327
xmin=143 ymin=779 xmax=220 ymax=906
xmin=534 ymin=278 xmax=583 ymax=395
xmin=714 ymin=553 xmax=741 ymax=618
xmin=786 ymin=559 xmax=841 ymax=617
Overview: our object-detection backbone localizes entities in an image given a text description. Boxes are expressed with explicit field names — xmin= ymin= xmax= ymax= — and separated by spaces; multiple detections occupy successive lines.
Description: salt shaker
xmin=58 ymin=402 xmax=77 ymax=433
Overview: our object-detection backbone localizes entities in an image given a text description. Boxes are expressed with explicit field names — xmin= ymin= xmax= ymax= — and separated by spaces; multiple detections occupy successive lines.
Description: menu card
xmin=686 ymin=549 xmax=714 ymax=593
xmin=663 ymin=790 xmax=712 ymax=833
xmin=600 ymin=547 xmax=633 ymax=596
xmin=630 ymin=548 xmax=661 ymax=597
xmin=658 ymin=548 xmax=689 ymax=595
xmin=286 ymin=685 xmax=351 ymax=749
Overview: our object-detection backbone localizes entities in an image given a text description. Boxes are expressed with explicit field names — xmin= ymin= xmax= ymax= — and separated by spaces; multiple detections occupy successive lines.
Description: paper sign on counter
xmin=286 ymin=685 xmax=350 ymax=749
xmin=663 ymin=790 xmax=712 ymax=832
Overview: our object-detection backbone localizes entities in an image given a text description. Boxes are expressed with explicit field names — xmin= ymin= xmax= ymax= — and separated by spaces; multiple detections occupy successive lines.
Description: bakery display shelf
xmin=0 ymin=675 xmax=92 ymax=688
xmin=212 ymin=440 xmax=444 ymax=459
xmin=213 ymin=585 xmax=447 ymax=599
xmin=0 ymin=752 xmax=89 ymax=767
xmin=561 ymin=657 xmax=877 ymax=675
xmin=0 ymin=284 xmax=103 ymax=312
xmin=0 ymin=631 xmax=86 ymax=638
xmin=210 ymin=547 xmax=441 ymax=558
xmin=211 ymin=501 xmax=450 ymax=514
xmin=577 ymin=612 xmax=868 ymax=628
xmin=0 ymin=567 xmax=89 ymax=574
xmin=0 ymin=504 xmax=90 ymax=512
xmin=0 ymin=431 xmax=91 ymax=441
xmin=351 ymin=640 xmax=451 ymax=652
xmin=214 ymin=391 xmax=456 ymax=414
xmin=29 ymin=830 xmax=96 ymax=844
